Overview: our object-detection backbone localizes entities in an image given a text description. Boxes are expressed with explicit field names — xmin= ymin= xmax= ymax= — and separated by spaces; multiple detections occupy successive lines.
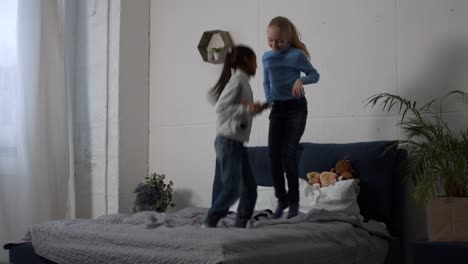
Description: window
xmin=0 ymin=0 xmax=18 ymax=175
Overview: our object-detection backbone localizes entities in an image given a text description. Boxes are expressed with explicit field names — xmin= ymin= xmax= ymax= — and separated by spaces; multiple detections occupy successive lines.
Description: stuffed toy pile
xmin=306 ymin=156 xmax=358 ymax=189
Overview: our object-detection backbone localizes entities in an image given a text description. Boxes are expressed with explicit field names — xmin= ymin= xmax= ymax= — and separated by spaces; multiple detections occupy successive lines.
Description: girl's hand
xmin=292 ymin=79 xmax=304 ymax=98
xmin=243 ymin=100 xmax=261 ymax=113
xmin=248 ymin=102 xmax=265 ymax=113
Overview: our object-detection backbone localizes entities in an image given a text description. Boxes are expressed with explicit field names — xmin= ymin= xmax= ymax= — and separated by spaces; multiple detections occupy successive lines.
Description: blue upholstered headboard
xmin=212 ymin=141 xmax=406 ymax=237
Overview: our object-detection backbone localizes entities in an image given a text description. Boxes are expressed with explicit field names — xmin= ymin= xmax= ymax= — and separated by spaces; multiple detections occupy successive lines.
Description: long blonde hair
xmin=268 ymin=16 xmax=310 ymax=59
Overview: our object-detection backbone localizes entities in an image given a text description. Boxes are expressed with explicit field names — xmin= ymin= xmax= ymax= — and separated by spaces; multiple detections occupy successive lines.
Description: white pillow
xmin=229 ymin=185 xmax=276 ymax=212
xmin=229 ymin=179 xmax=360 ymax=216
xmin=299 ymin=178 xmax=360 ymax=216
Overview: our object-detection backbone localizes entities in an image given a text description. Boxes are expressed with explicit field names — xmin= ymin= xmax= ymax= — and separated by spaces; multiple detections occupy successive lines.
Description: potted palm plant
xmin=366 ymin=90 xmax=468 ymax=242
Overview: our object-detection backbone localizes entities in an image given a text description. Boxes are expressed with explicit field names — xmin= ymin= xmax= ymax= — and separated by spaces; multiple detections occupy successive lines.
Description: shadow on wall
xmin=401 ymin=38 xmax=468 ymax=105
xmin=398 ymin=38 xmax=468 ymax=264
xmin=169 ymin=189 xmax=196 ymax=213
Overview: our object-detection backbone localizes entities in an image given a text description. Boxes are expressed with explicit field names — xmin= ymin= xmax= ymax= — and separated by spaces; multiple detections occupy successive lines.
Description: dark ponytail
xmin=209 ymin=45 xmax=255 ymax=101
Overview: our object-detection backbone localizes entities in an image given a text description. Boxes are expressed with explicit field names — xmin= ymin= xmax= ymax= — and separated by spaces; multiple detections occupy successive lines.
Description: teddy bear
xmin=306 ymin=171 xmax=337 ymax=188
xmin=306 ymin=171 xmax=320 ymax=185
xmin=306 ymin=156 xmax=358 ymax=188
xmin=319 ymin=171 xmax=338 ymax=187
xmin=331 ymin=157 xmax=358 ymax=181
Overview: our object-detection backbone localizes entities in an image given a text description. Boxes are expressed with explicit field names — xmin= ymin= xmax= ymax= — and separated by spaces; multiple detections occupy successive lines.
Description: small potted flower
xmin=133 ymin=173 xmax=175 ymax=213
xmin=211 ymin=47 xmax=223 ymax=61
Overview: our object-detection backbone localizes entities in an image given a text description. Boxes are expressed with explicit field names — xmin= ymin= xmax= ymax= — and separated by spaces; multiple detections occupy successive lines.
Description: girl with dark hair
xmin=205 ymin=45 xmax=267 ymax=228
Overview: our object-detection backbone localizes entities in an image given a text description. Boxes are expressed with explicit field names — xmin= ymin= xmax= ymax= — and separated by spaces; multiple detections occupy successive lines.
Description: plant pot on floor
xmin=428 ymin=197 xmax=468 ymax=243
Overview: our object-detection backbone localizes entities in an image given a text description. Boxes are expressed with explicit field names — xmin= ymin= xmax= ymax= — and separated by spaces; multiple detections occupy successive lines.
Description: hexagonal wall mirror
xmin=197 ymin=30 xmax=233 ymax=64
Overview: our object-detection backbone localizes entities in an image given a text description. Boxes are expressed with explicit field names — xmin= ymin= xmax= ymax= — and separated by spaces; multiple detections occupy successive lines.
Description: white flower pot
xmin=213 ymin=52 xmax=220 ymax=61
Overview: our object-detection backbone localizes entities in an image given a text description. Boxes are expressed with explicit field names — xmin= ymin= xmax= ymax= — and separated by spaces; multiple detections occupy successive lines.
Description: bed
xmin=4 ymin=141 xmax=406 ymax=264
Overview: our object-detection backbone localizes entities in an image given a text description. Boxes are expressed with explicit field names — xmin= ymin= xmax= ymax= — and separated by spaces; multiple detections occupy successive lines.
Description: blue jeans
xmin=269 ymin=98 xmax=307 ymax=205
xmin=206 ymin=135 xmax=257 ymax=228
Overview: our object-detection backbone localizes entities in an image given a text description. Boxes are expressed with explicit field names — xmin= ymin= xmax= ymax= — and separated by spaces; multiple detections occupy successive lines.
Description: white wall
xmin=150 ymin=0 xmax=468 ymax=210
xmin=118 ymin=0 xmax=150 ymax=213
xmin=149 ymin=0 xmax=401 ymax=209
xmin=149 ymin=4 xmax=468 ymax=261
xmin=150 ymin=3 xmax=468 ymax=262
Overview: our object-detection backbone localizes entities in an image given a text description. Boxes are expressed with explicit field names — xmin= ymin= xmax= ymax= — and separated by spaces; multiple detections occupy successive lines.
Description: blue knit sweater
xmin=262 ymin=45 xmax=320 ymax=103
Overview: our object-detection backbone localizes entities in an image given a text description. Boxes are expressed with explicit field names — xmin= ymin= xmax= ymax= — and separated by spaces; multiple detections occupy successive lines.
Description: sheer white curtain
xmin=0 ymin=0 xmax=74 ymax=261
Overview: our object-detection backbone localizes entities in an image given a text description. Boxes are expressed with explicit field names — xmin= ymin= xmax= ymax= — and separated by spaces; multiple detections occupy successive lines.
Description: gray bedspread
xmin=17 ymin=208 xmax=390 ymax=264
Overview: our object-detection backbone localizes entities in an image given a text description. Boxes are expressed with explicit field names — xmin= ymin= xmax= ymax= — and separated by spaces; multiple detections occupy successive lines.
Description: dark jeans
xmin=269 ymin=98 xmax=307 ymax=205
xmin=206 ymin=135 xmax=257 ymax=227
